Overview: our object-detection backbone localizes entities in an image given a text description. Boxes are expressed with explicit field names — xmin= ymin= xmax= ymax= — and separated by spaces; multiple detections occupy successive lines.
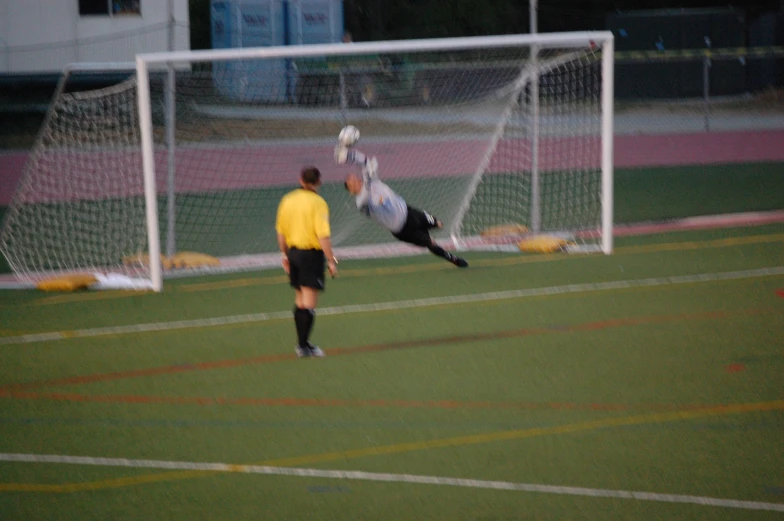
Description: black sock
xmin=294 ymin=307 xmax=316 ymax=347
xmin=428 ymin=243 xmax=455 ymax=262
xmin=304 ymin=308 xmax=315 ymax=344
xmin=293 ymin=307 xmax=308 ymax=347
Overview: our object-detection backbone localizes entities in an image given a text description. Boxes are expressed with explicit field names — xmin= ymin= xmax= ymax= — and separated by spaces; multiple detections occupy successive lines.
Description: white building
xmin=0 ymin=0 xmax=190 ymax=74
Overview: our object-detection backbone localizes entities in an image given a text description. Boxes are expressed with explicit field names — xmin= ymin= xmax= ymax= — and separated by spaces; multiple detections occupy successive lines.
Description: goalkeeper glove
xmin=365 ymin=156 xmax=378 ymax=178
xmin=334 ymin=144 xmax=349 ymax=165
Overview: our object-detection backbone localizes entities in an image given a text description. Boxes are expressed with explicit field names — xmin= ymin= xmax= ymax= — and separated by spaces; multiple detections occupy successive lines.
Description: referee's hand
xmin=281 ymin=255 xmax=290 ymax=274
xmin=328 ymin=257 xmax=338 ymax=278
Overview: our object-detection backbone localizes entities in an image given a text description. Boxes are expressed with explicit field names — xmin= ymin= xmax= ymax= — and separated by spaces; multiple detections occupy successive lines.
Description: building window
xmin=112 ymin=1 xmax=141 ymax=15
xmin=79 ymin=0 xmax=141 ymax=16
xmin=79 ymin=0 xmax=109 ymax=15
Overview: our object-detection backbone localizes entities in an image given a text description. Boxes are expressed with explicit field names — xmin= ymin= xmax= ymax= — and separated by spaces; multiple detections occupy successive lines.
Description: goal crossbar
xmin=136 ymin=32 xmax=614 ymax=65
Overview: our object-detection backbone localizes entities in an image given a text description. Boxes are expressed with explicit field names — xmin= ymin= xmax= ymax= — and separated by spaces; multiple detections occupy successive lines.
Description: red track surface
xmin=2 ymin=130 xmax=783 ymax=205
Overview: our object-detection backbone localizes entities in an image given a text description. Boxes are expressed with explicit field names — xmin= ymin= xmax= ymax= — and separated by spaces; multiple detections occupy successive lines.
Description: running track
xmin=2 ymin=130 xmax=784 ymax=205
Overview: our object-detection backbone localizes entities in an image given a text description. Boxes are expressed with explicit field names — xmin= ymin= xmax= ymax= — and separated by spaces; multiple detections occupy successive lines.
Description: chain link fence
xmin=2 ymin=41 xmax=784 ymax=145
xmin=613 ymin=46 xmax=784 ymax=135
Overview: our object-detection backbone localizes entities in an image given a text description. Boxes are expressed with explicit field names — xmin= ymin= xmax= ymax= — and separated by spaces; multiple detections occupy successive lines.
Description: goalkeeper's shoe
xmin=446 ymin=252 xmax=469 ymax=268
xmin=453 ymin=257 xmax=469 ymax=268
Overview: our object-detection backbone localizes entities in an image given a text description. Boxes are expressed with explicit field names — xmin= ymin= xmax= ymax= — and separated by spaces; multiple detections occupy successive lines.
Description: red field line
xmin=0 ymin=389 xmax=730 ymax=412
xmin=0 ymin=307 xmax=773 ymax=393
xmin=0 ymin=352 xmax=295 ymax=392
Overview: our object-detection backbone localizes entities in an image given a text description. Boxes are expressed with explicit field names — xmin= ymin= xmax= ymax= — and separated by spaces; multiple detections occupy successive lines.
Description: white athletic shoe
xmin=295 ymin=345 xmax=310 ymax=358
xmin=307 ymin=343 xmax=326 ymax=357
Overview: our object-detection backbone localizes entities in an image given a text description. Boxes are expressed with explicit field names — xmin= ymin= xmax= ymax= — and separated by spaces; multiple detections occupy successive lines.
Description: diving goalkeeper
xmin=335 ymin=143 xmax=468 ymax=268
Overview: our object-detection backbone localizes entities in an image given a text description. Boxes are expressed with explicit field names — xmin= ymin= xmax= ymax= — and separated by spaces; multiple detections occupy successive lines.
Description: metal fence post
xmin=0 ymin=38 xmax=8 ymax=72
xmin=165 ymin=63 xmax=177 ymax=258
xmin=339 ymin=69 xmax=348 ymax=122
xmin=703 ymin=37 xmax=711 ymax=132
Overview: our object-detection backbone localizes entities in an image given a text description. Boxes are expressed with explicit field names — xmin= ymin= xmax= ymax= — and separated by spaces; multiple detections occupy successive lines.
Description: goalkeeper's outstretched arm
xmin=345 ymin=148 xmax=368 ymax=166
xmin=335 ymin=146 xmax=378 ymax=181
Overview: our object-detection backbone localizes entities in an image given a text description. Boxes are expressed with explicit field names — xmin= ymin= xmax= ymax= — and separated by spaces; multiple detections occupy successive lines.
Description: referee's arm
xmin=277 ymin=231 xmax=290 ymax=272
xmin=314 ymin=200 xmax=338 ymax=276
xmin=320 ymin=236 xmax=336 ymax=270
xmin=275 ymin=199 xmax=290 ymax=271
xmin=276 ymin=223 xmax=289 ymax=256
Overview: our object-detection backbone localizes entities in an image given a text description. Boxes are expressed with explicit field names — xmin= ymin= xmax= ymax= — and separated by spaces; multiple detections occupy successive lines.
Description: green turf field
xmin=1 ymin=211 xmax=783 ymax=519
xmin=0 ymin=160 xmax=783 ymax=519
xmin=2 ymin=161 xmax=783 ymax=276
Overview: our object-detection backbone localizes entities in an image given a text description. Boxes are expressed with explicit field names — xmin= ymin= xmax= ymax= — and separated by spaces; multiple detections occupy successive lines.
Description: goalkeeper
xmin=336 ymin=143 xmax=468 ymax=268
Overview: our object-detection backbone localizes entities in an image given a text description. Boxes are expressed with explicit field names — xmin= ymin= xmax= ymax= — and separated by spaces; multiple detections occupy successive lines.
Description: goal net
xmin=0 ymin=33 xmax=613 ymax=291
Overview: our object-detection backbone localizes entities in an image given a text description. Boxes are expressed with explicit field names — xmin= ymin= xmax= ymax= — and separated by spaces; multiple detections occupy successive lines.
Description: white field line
xmin=1 ymin=266 xmax=783 ymax=346
xmin=0 ymin=453 xmax=782 ymax=512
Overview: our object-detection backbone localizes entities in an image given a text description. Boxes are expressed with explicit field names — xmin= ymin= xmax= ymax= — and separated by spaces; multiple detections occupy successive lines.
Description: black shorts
xmin=392 ymin=206 xmax=439 ymax=248
xmin=287 ymin=248 xmax=326 ymax=291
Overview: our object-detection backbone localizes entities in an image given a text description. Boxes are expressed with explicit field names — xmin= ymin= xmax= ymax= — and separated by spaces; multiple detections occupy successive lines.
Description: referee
xmin=275 ymin=166 xmax=338 ymax=358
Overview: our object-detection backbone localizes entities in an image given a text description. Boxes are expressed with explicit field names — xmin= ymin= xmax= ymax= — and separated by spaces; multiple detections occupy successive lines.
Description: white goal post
xmin=0 ymin=32 xmax=614 ymax=292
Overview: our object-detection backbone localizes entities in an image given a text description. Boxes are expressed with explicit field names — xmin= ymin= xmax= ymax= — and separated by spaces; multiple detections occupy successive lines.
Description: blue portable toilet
xmin=211 ymin=0 xmax=287 ymax=103
xmin=211 ymin=0 xmax=344 ymax=103
xmin=287 ymin=0 xmax=344 ymax=45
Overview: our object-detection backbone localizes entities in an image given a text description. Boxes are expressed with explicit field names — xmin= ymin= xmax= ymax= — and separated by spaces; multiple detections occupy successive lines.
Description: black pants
xmin=392 ymin=206 xmax=439 ymax=247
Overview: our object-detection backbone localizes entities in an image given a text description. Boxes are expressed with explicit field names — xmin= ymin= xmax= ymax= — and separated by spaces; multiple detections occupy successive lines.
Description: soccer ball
xmin=338 ymin=125 xmax=360 ymax=147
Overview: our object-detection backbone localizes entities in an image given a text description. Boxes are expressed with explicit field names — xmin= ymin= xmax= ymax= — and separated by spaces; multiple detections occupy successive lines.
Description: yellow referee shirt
xmin=275 ymin=188 xmax=331 ymax=250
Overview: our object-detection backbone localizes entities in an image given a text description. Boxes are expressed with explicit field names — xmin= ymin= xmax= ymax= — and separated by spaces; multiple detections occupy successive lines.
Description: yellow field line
xmin=2 ymin=399 xmax=782 ymax=493
xmin=35 ymin=290 xmax=151 ymax=306
xmin=26 ymin=232 xmax=784 ymax=306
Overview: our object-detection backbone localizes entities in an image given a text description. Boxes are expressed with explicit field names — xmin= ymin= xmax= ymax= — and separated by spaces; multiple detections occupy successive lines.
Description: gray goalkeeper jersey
xmin=355 ymin=169 xmax=408 ymax=233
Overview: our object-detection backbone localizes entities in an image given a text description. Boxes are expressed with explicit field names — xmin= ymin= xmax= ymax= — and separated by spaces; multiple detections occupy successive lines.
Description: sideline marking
xmin=24 ymin=232 xmax=784 ymax=304
xmin=0 ymin=400 xmax=783 ymax=504
xmin=2 ymin=266 xmax=783 ymax=346
xmin=0 ymin=455 xmax=782 ymax=512
xmin=0 ymin=307 xmax=773 ymax=392
xmin=171 ymin=234 xmax=784 ymax=293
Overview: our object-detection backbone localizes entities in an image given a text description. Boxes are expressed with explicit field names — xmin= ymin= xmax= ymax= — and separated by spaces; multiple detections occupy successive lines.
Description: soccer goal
xmin=0 ymin=32 xmax=614 ymax=291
